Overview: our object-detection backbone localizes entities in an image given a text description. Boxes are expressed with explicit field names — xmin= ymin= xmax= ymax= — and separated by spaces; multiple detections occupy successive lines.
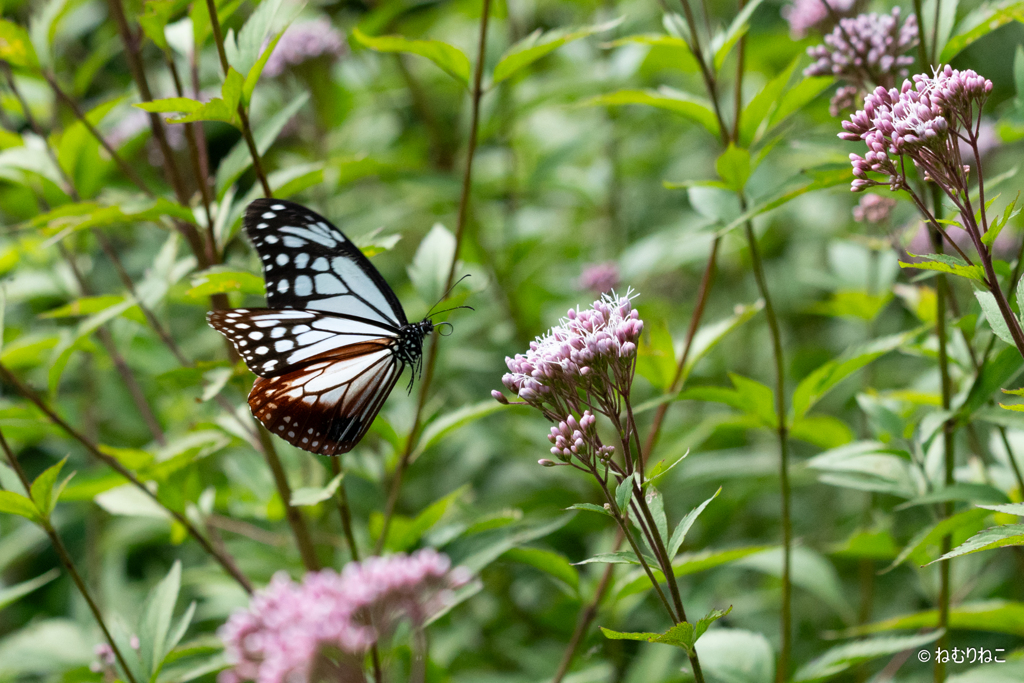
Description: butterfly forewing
xmin=248 ymin=342 xmax=401 ymax=455
xmin=244 ymin=198 xmax=407 ymax=328
xmin=207 ymin=308 xmax=398 ymax=378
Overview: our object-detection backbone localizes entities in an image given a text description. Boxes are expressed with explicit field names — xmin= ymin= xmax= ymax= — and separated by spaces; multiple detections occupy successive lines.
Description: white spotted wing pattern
xmin=207 ymin=199 xmax=433 ymax=456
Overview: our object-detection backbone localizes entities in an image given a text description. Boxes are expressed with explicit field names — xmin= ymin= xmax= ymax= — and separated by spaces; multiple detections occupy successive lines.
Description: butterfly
xmin=208 ymin=198 xmax=441 ymax=456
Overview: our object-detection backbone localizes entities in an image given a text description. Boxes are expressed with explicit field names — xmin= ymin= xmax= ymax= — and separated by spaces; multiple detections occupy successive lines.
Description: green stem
xmin=0 ymin=429 xmax=139 ymax=683
xmin=743 ymin=220 xmax=791 ymax=683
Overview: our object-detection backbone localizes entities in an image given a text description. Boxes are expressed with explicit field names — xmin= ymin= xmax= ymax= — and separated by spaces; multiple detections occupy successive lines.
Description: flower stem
xmin=376 ymin=0 xmax=492 ymax=553
xmin=0 ymin=429 xmax=139 ymax=683
xmin=742 ymin=220 xmax=791 ymax=683
xmin=927 ymin=189 xmax=954 ymax=683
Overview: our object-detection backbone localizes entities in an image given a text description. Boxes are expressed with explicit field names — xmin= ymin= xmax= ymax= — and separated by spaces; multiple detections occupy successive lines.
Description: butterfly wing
xmin=207 ymin=308 xmax=399 ymax=378
xmin=244 ymin=198 xmax=408 ymax=328
xmin=248 ymin=342 xmax=402 ymax=456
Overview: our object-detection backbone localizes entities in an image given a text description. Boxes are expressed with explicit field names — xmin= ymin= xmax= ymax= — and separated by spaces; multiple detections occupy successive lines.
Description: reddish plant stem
xmin=375 ymin=0 xmax=493 ymax=553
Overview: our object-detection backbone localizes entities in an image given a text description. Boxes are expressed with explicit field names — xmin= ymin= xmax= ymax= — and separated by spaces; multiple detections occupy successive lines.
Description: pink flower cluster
xmin=544 ymin=410 xmax=615 ymax=467
xmin=784 ymin=0 xmax=861 ymax=38
xmin=805 ymin=9 xmax=917 ymax=115
xmin=840 ymin=66 xmax=993 ymax=192
xmin=852 ymin=194 xmax=897 ymax=223
xmin=263 ymin=18 xmax=347 ymax=78
xmin=218 ymin=550 xmax=469 ymax=683
xmin=578 ymin=262 xmax=620 ymax=294
xmin=497 ymin=293 xmax=643 ymax=416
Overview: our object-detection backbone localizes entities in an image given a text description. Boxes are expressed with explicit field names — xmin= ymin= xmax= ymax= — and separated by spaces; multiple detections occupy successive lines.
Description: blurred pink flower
xmin=784 ymin=0 xmax=861 ymax=38
xmin=263 ymin=18 xmax=346 ymax=78
xmin=218 ymin=550 xmax=469 ymax=683
xmin=853 ymin=194 xmax=897 ymax=223
xmin=578 ymin=262 xmax=620 ymax=294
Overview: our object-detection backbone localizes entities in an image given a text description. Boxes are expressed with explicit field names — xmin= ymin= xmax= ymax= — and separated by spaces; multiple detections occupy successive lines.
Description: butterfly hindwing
xmin=247 ymin=343 xmax=401 ymax=455
xmin=207 ymin=308 xmax=399 ymax=378
xmin=244 ymin=198 xmax=407 ymax=328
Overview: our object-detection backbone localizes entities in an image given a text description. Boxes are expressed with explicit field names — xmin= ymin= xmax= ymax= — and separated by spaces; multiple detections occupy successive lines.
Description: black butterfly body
xmin=208 ymin=198 xmax=434 ymax=456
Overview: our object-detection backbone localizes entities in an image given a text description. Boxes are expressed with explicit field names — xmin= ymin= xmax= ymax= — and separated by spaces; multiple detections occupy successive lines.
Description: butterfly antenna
xmin=426 ymin=274 xmax=472 ymax=318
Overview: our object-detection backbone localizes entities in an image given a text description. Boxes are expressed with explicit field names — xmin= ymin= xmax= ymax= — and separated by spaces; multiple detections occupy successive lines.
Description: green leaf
xmin=644 ymin=449 xmax=689 ymax=488
xmin=739 ymin=56 xmax=798 ymax=146
xmin=492 ymin=18 xmax=621 ymax=84
xmin=243 ymin=29 xmax=283 ymax=103
xmin=790 ymin=415 xmax=854 ymax=449
xmin=901 ymin=252 xmax=987 ymax=281
xmin=140 ymin=68 xmax=245 ymax=127
xmin=645 ymin=486 xmax=668 ymax=542
xmin=616 ymin=545 xmax=773 ymax=599
xmin=982 ymin=193 xmax=1019 ymax=247
xmin=958 ymin=346 xmax=1024 ymax=419
xmin=894 ymin=483 xmax=1010 ymax=510
xmin=714 ymin=164 xmax=854 ymax=235
xmin=940 ymin=1 xmax=1024 ymax=63
xmin=139 ymin=0 xmax=178 ymax=52
xmin=600 ymin=606 xmax=730 ymax=656
xmin=604 ymin=34 xmax=699 ymax=72
xmin=412 ymin=400 xmax=505 ymax=462
xmin=976 ymin=291 xmax=1016 ymax=346
xmin=186 ymin=269 xmax=265 ymax=299
xmin=0 ymin=490 xmax=39 ymax=522
xmin=40 ymin=295 xmax=127 ymax=319
xmin=352 ymin=28 xmax=471 ymax=85
xmin=806 ymin=441 xmax=917 ymax=498
xmin=225 ymin=0 xmax=283 ymax=77
xmin=215 ymin=92 xmax=309 ymax=198
xmin=0 ymin=19 xmax=40 ymax=70
xmin=841 ymin=600 xmax=1024 ymax=637
xmin=575 ymin=551 xmax=651 ymax=566
xmin=680 ymin=300 xmax=763 ymax=383
xmin=927 ymin=524 xmax=1024 ymax=564
xmin=503 ymin=547 xmax=579 ymax=592
xmin=738 ymin=546 xmax=853 ymax=622
xmin=386 ymin=485 xmax=466 ymax=552
xmin=881 ymin=507 xmax=991 ymax=573
xmin=0 ymin=568 xmax=59 ymax=611
xmin=792 ymin=330 xmax=913 ymax=420
xmin=715 ymin=144 xmax=751 ymax=192
xmin=139 ymin=560 xmax=181 ymax=677
xmin=407 ymin=223 xmax=456 ymax=305
xmin=793 ymin=631 xmax=943 ymax=682
xmin=581 ymin=88 xmax=721 ymax=139
xmin=767 ymin=76 xmax=834 ymax=131
xmin=805 ymin=290 xmax=892 ymax=321
xmin=712 ymin=0 xmax=765 ymax=70
xmin=667 ymin=487 xmax=721 ymax=558
xmin=979 ymin=502 xmax=1024 ymax=515
xmin=567 ymin=503 xmax=613 ymax=517
xmin=29 ymin=456 xmax=68 ymax=520
xmin=696 ymin=629 xmax=775 ymax=683
xmin=636 ymin=318 xmax=676 ymax=390
xmin=289 ymin=473 xmax=343 ymax=507
xmin=445 ymin=514 xmax=574 ymax=574
xmin=614 ymin=476 xmax=634 ymax=513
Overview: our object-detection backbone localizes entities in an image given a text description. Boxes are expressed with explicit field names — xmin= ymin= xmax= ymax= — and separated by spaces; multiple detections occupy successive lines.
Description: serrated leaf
xmin=352 ymin=28 xmax=470 ymax=85
xmin=29 ymin=456 xmax=68 ymax=520
xmin=566 ymin=503 xmax=612 ymax=517
xmin=139 ymin=560 xmax=181 ymax=676
xmin=667 ymin=487 xmax=721 ymax=558
xmin=0 ymin=490 xmax=39 ymax=521
xmin=574 ymin=551 xmax=650 ymax=566
xmin=614 ymin=476 xmax=634 ymax=513
xmin=976 ymin=290 xmax=1016 ymax=346
xmin=711 ymin=0 xmax=765 ymax=70
xmin=793 ymin=631 xmax=943 ymax=682
xmin=927 ymin=524 xmax=1024 ymax=564
xmin=792 ymin=330 xmax=913 ymax=420
xmin=492 ymin=18 xmax=621 ymax=84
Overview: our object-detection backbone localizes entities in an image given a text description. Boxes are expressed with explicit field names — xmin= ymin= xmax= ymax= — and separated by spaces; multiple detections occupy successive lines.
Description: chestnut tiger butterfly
xmin=208 ymin=199 xmax=458 ymax=456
